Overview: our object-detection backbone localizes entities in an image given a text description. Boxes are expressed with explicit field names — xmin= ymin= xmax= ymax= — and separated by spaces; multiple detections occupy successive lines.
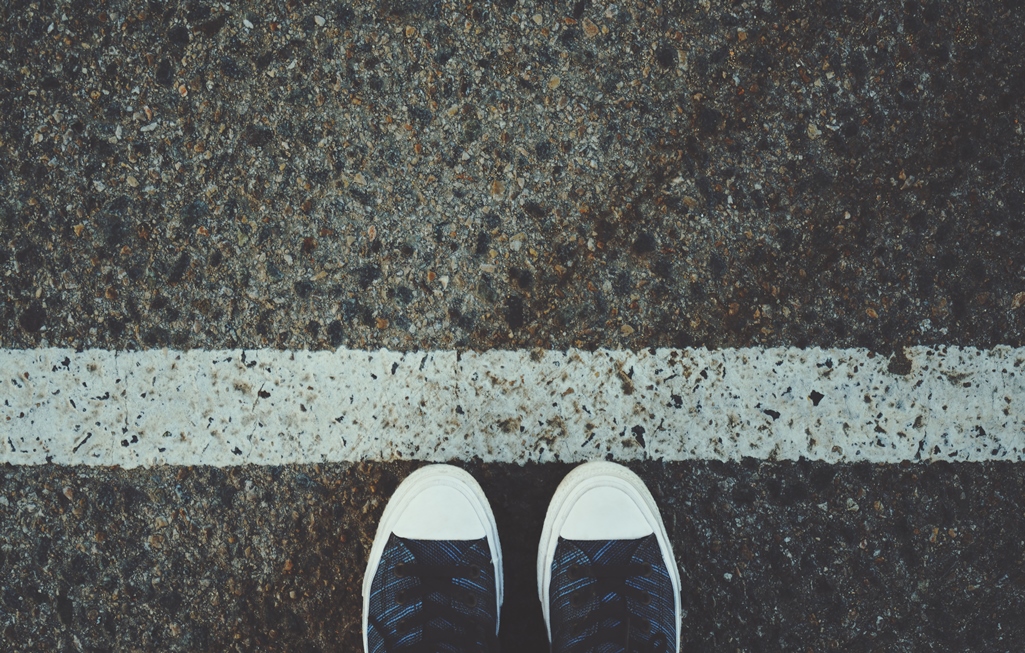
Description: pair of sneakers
xmin=362 ymin=461 xmax=681 ymax=653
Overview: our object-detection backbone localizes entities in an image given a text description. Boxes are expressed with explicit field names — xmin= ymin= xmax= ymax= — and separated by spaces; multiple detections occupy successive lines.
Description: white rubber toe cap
xmin=559 ymin=484 xmax=655 ymax=540
xmin=392 ymin=483 xmax=488 ymax=540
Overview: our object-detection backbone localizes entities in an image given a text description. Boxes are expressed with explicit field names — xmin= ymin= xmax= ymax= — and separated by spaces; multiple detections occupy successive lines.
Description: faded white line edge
xmin=1 ymin=347 xmax=1023 ymax=467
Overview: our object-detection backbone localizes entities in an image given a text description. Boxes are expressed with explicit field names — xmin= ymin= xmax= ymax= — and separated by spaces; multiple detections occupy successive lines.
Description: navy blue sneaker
xmin=538 ymin=462 xmax=681 ymax=653
xmin=363 ymin=465 xmax=503 ymax=653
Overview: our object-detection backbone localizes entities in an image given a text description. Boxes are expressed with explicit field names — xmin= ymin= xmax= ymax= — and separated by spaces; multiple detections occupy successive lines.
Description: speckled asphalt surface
xmin=2 ymin=0 xmax=1025 ymax=651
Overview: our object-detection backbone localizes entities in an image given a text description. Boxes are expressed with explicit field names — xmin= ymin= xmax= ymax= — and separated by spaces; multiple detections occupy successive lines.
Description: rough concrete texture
xmin=2 ymin=0 xmax=1024 ymax=353
xmin=2 ymin=461 xmax=1025 ymax=652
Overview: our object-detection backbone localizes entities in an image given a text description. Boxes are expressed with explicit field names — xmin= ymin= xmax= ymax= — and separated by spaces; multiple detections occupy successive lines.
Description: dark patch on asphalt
xmin=889 ymin=348 xmax=914 ymax=375
xmin=18 ymin=303 xmax=46 ymax=332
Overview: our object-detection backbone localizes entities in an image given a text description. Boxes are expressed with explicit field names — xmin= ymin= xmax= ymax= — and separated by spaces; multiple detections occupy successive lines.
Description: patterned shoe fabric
xmin=548 ymin=535 xmax=675 ymax=653
xmin=366 ymin=534 xmax=500 ymax=653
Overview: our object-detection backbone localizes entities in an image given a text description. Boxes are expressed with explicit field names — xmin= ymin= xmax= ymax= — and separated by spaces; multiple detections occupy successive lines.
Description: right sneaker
xmin=538 ymin=461 xmax=681 ymax=653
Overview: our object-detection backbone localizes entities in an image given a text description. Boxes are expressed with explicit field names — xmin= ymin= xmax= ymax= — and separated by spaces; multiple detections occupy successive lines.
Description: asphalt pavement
xmin=2 ymin=0 xmax=1024 ymax=651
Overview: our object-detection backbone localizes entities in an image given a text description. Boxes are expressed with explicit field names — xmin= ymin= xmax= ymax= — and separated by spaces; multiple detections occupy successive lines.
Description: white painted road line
xmin=1 ymin=347 xmax=1023 ymax=467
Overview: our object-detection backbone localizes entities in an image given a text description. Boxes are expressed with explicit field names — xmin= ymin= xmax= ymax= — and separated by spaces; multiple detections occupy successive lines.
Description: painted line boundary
xmin=1 ymin=347 xmax=1023 ymax=467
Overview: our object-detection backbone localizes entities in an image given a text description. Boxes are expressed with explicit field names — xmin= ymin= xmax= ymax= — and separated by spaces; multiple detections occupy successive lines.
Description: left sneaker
xmin=362 ymin=464 xmax=503 ymax=653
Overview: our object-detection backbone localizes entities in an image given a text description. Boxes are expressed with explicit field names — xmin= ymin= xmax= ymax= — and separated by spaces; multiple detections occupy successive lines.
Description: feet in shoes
xmin=363 ymin=461 xmax=679 ymax=653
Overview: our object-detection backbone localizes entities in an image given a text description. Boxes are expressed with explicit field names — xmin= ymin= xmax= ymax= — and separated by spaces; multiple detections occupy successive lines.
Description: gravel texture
xmin=2 ymin=0 xmax=1024 ymax=353
xmin=2 ymin=461 xmax=1025 ymax=652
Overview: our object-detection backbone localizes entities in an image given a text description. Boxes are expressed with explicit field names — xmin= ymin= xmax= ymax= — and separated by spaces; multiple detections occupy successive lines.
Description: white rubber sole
xmin=536 ymin=461 xmax=681 ymax=652
xmin=362 ymin=465 xmax=504 ymax=653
